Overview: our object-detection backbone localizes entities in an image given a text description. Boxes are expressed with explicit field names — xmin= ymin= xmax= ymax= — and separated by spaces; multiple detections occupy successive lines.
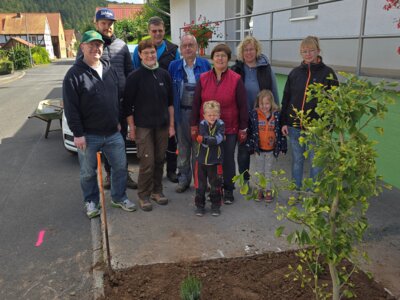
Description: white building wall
xmin=170 ymin=0 xmax=400 ymax=78
xmin=44 ymin=21 xmax=55 ymax=59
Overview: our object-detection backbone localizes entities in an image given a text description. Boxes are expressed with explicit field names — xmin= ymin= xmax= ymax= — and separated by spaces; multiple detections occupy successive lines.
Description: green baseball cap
xmin=81 ymin=30 xmax=104 ymax=44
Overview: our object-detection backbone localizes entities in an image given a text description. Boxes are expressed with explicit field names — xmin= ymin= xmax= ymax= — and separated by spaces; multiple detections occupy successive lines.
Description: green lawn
xmin=275 ymin=74 xmax=400 ymax=188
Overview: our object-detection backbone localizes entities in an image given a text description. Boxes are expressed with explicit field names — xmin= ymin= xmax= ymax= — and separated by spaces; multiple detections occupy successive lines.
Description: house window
xmin=234 ymin=0 xmax=253 ymax=40
xmin=308 ymin=0 xmax=319 ymax=11
xmin=291 ymin=0 xmax=318 ymax=21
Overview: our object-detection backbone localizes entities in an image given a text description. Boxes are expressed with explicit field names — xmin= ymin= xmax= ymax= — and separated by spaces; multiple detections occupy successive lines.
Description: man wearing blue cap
xmin=63 ymin=30 xmax=137 ymax=218
xmin=92 ymin=8 xmax=137 ymax=190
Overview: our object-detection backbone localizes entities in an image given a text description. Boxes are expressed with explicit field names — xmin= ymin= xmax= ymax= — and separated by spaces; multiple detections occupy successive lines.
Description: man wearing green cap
xmin=63 ymin=30 xmax=137 ymax=218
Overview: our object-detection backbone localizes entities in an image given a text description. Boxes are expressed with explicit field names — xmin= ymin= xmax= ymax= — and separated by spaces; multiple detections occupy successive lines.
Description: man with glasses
xmin=63 ymin=30 xmax=136 ymax=218
xmin=132 ymin=16 xmax=181 ymax=184
xmin=168 ymin=34 xmax=211 ymax=193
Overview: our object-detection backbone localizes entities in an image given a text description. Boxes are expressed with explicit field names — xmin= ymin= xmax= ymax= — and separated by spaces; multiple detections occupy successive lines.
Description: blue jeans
xmin=176 ymin=108 xmax=195 ymax=186
xmin=77 ymin=132 xmax=127 ymax=204
xmin=288 ymin=126 xmax=320 ymax=189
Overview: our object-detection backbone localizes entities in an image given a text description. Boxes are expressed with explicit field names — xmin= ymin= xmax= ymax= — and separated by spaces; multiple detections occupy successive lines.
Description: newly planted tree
xmin=236 ymin=73 xmax=397 ymax=299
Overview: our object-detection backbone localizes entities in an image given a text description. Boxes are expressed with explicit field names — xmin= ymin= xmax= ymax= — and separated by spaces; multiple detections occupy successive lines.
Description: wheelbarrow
xmin=28 ymin=98 xmax=63 ymax=138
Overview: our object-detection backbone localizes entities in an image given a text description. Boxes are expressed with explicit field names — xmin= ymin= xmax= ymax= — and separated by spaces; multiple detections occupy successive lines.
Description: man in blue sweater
xmin=63 ymin=31 xmax=136 ymax=218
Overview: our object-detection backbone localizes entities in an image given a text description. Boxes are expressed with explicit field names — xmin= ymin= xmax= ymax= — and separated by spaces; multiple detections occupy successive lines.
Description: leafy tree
xmin=235 ymin=73 xmax=398 ymax=300
xmin=8 ymin=45 xmax=31 ymax=70
xmin=114 ymin=18 xmax=136 ymax=43
xmin=31 ymin=46 xmax=50 ymax=64
xmin=142 ymin=0 xmax=171 ymax=35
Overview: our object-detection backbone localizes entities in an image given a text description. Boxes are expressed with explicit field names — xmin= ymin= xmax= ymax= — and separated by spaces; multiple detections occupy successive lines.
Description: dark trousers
xmin=166 ymin=136 xmax=177 ymax=174
xmin=194 ymin=162 xmax=222 ymax=209
xmin=135 ymin=126 xmax=169 ymax=199
xmin=222 ymin=134 xmax=237 ymax=191
xmin=237 ymin=143 xmax=250 ymax=181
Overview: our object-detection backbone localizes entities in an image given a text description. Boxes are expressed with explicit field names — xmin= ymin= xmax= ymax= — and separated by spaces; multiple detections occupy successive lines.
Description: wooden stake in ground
xmin=97 ymin=152 xmax=112 ymax=272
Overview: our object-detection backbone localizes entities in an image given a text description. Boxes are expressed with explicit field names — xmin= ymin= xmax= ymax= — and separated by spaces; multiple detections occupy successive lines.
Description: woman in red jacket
xmin=191 ymin=44 xmax=248 ymax=204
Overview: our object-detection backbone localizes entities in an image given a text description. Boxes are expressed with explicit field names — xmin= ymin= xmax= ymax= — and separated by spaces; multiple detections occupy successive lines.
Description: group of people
xmin=63 ymin=8 xmax=338 ymax=219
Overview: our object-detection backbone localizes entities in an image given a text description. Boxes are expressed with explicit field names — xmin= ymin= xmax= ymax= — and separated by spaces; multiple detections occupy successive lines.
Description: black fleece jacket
xmin=63 ymin=58 xmax=120 ymax=137
xmin=123 ymin=65 xmax=173 ymax=128
xmin=281 ymin=57 xmax=338 ymax=127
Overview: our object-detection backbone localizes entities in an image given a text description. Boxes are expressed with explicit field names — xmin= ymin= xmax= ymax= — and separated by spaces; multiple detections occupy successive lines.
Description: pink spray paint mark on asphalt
xmin=35 ymin=230 xmax=46 ymax=247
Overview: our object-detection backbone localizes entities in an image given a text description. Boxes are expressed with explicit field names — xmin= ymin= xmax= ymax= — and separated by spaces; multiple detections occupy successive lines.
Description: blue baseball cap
xmin=96 ymin=8 xmax=116 ymax=21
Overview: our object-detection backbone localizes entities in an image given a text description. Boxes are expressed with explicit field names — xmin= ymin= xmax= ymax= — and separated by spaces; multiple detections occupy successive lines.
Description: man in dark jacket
xmin=90 ymin=8 xmax=137 ymax=190
xmin=63 ymin=30 xmax=136 ymax=219
xmin=132 ymin=16 xmax=181 ymax=183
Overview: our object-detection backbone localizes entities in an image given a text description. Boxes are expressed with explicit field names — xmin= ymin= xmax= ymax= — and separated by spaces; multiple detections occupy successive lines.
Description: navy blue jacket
xmin=281 ymin=57 xmax=337 ymax=127
xmin=246 ymin=110 xmax=287 ymax=158
xmin=63 ymin=58 xmax=120 ymax=137
xmin=195 ymin=119 xmax=225 ymax=165
xmin=168 ymin=57 xmax=211 ymax=123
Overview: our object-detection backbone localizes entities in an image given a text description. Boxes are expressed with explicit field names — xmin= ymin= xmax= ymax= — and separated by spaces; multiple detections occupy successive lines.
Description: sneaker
xmin=103 ymin=173 xmax=111 ymax=190
xmin=211 ymin=207 xmax=221 ymax=217
xmin=127 ymin=173 xmax=138 ymax=189
xmin=139 ymin=198 xmax=153 ymax=211
xmin=150 ymin=193 xmax=168 ymax=205
xmin=167 ymin=172 xmax=179 ymax=183
xmin=85 ymin=202 xmax=100 ymax=219
xmin=175 ymin=183 xmax=189 ymax=193
xmin=255 ymin=189 xmax=264 ymax=202
xmin=223 ymin=190 xmax=234 ymax=205
xmin=265 ymin=190 xmax=273 ymax=203
xmin=195 ymin=207 xmax=205 ymax=217
xmin=111 ymin=199 xmax=137 ymax=212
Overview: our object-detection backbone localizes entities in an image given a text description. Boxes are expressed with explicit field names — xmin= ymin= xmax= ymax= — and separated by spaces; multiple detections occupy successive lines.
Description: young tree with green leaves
xmin=236 ymin=73 xmax=397 ymax=299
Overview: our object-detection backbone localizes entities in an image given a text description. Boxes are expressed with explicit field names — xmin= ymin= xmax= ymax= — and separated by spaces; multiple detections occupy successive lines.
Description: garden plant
xmin=235 ymin=72 xmax=397 ymax=300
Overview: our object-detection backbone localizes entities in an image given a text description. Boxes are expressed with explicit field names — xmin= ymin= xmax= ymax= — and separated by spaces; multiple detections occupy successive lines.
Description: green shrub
xmin=9 ymin=45 xmax=31 ymax=70
xmin=0 ymin=59 xmax=14 ymax=75
xmin=32 ymin=46 xmax=50 ymax=64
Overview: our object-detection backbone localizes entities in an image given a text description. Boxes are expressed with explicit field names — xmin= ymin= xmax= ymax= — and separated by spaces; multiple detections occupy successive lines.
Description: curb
xmin=0 ymin=71 xmax=25 ymax=85
xmin=91 ymin=218 xmax=104 ymax=299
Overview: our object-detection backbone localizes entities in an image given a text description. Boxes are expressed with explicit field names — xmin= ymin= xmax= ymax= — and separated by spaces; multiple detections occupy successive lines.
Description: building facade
xmin=170 ymin=0 xmax=400 ymax=79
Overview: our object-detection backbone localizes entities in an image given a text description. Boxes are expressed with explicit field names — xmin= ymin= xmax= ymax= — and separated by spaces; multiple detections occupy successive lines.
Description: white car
xmin=62 ymin=112 xmax=137 ymax=154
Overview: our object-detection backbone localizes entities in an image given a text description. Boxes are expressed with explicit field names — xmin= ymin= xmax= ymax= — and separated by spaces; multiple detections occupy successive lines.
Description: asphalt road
xmin=0 ymin=60 xmax=94 ymax=299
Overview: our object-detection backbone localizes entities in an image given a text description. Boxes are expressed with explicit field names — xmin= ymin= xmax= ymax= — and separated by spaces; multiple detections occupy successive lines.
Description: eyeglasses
xmin=181 ymin=43 xmax=196 ymax=49
xmin=85 ymin=43 xmax=103 ymax=49
xmin=141 ymin=50 xmax=156 ymax=56
xmin=213 ymin=53 xmax=228 ymax=59
xmin=151 ymin=29 xmax=164 ymax=34
xmin=300 ymin=49 xmax=317 ymax=55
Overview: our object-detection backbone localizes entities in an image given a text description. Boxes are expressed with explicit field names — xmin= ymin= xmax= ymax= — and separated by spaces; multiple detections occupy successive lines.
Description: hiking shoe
xmin=167 ymin=172 xmax=179 ymax=183
xmin=111 ymin=199 xmax=137 ymax=212
xmin=195 ymin=207 xmax=205 ymax=217
xmin=139 ymin=198 xmax=153 ymax=211
xmin=255 ymin=189 xmax=263 ymax=202
xmin=211 ymin=207 xmax=221 ymax=217
xmin=265 ymin=190 xmax=274 ymax=203
xmin=85 ymin=202 xmax=100 ymax=219
xmin=103 ymin=173 xmax=111 ymax=190
xmin=175 ymin=183 xmax=189 ymax=193
xmin=127 ymin=173 xmax=138 ymax=189
xmin=223 ymin=190 xmax=234 ymax=205
xmin=150 ymin=193 xmax=168 ymax=205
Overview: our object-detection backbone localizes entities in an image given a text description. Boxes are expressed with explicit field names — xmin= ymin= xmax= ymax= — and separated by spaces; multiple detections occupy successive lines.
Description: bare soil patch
xmin=101 ymin=250 xmax=395 ymax=300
